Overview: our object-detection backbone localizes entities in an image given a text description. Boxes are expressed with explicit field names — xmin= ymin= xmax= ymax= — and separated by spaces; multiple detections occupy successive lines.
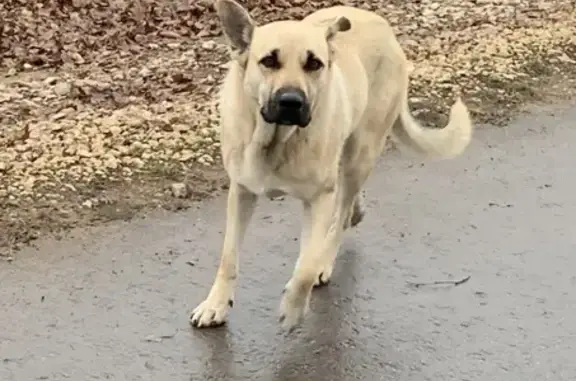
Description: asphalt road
xmin=2 ymin=103 xmax=575 ymax=381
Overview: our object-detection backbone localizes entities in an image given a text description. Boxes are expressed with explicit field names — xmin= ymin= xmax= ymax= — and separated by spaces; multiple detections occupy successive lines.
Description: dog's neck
xmin=247 ymin=118 xmax=299 ymax=169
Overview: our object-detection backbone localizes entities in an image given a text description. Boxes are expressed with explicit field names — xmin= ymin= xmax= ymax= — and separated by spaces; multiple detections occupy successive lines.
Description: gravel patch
xmin=1 ymin=0 xmax=575 ymax=252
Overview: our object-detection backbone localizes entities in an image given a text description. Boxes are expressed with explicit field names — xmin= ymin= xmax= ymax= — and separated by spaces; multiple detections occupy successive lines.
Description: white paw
xmin=279 ymin=279 xmax=312 ymax=331
xmin=190 ymin=294 xmax=233 ymax=328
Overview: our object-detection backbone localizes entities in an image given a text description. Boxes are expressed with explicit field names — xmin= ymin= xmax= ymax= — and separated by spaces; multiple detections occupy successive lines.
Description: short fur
xmin=190 ymin=0 xmax=473 ymax=330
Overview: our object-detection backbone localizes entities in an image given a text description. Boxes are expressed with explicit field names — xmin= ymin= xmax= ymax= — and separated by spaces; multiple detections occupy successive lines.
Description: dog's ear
xmin=325 ymin=16 xmax=351 ymax=41
xmin=215 ymin=0 xmax=255 ymax=53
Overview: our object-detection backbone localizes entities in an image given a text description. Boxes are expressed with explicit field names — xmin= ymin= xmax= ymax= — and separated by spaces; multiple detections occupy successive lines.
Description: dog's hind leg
xmin=280 ymin=172 xmax=370 ymax=328
xmin=190 ymin=182 xmax=257 ymax=328
xmin=298 ymin=199 xmax=335 ymax=289
xmin=312 ymin=184 xmax=364 ymax=289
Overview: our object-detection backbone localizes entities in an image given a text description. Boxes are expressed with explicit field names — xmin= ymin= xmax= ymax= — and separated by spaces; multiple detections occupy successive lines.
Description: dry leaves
xmin=0 ymin=0 xmax=575 ymax=249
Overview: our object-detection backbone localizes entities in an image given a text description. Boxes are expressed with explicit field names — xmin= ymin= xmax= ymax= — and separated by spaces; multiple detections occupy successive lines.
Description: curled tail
xmin=391 ymin=97 xmax=473 ymax=159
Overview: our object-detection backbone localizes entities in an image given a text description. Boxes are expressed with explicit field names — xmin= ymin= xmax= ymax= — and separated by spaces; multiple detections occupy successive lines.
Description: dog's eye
xmin=303 ymin=54 xmax=323 ymax=72
xmin=259 ymin=54 xmax=280 ymax=70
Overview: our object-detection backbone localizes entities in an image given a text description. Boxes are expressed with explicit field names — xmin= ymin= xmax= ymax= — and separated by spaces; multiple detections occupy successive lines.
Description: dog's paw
xmin=349 ymin=202 xmax=365 ymax=228
xmin=350 ymin=194 xmax=366 ymax=228
xmin=313 ymin=265 xmax=334 ymax=288
xmin=344 ymin=200 xmax=365 ymax=230
xmin=190 ymin=296 xmax=233 ymax=328
xmin=279 ymin=280 xmax=312 ymax=331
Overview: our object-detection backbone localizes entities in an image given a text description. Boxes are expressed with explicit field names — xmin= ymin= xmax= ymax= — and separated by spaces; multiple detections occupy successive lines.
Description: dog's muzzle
xmin=260 ymin=87 xmax=311 ymax=127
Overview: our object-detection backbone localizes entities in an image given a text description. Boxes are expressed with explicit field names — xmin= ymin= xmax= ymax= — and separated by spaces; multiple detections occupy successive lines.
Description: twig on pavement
xmin=407 ymin=275 xmax=471 ymax=289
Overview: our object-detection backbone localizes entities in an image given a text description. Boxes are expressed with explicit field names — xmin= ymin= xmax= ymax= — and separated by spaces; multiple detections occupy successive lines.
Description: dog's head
xmin=215 ymin=0 xmax=351 ymax=128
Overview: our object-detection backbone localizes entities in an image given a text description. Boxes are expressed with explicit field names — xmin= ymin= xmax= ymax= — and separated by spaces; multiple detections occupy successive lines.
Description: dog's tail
xmin=391 ymin=97 xmax=473 ymax=159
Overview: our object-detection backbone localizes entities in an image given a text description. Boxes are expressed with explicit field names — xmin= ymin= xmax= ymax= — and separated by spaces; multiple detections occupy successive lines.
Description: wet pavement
xmin=2 ymin=103 xmax=576 ymax=381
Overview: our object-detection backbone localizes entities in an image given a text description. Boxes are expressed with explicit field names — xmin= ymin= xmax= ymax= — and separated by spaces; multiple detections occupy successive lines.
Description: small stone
xmin=199 ymin=127 xmax=213 ymax=137
xmin=131 ymin=158 xmax=144 ymax=168
xmin=199 ymin=154 xmax=214 ymax=165
xmin=72 ymin=53 xmax=85 ymax=64
xmin=50 ymin=107 xmax=75 ymax=121
xmin=109 ymin=126 xmax=122 ymax=135
xmin=170 ymin=183 xmax=189 ymax=199
xmin=179 ymin=150 xmax=195 ymax=162
xmin=174 ymin=124 xmax=189 ymax=132
xmin=124 ymin=117 xmax=144 ymax=127
xmin=104 ymin=157 xmax=120 ymax=169
xmin=44 ymin=77 xmax=59 ymax=85
xmin=202 ymin=40 xmax=216 ymax=50
xmin=139 ymin=67 xmax=152 ymax=78
xmin=77 ymin=148 xmax=92 ymax=158
xmin=53 ymin=82 xmax=72 ymax=96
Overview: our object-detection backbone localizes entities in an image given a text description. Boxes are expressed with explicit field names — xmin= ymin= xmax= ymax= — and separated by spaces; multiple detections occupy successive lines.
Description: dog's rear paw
xmin=344 ymin=195 xmax=365 ymax=230
xmin=349 ymin=203 xmax=365 ymax=228
xmin=279 ymin=280 xmax=312 ymax=331
xmin=190 ymin=297 xmax=233 ymax=328
xmin=313 ymin=266 xmax=333 ymax=288
xmin=350 ymin=195 xmax=365 ymax=228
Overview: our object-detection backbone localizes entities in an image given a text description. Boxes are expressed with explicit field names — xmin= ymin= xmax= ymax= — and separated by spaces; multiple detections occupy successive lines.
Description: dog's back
xmin=304 ymin=5 xmax=471 ymax=159
xmin=304 ymin=6 xmax=408 ymax=87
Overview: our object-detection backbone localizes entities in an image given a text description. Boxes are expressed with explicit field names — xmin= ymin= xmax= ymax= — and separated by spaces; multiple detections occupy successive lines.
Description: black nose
xmin=277 ymin=90 xmax=305 ymax=109
xmin=260 ymin=86 xmax=311 ymax=127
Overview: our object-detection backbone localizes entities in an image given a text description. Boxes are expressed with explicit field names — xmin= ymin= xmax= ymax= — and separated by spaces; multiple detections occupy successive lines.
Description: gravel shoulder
xmin=1 ymin=0 xmax=575 ymax=253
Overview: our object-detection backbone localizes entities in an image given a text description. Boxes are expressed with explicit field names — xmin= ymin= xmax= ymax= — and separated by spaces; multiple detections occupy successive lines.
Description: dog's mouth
xmin=260 ymin=87 xmax=312 ymax=128
xmin=260 ymin=107 xmax=311 ymax=127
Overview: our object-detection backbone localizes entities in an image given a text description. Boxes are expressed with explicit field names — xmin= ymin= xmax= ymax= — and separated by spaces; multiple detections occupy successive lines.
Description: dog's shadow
xmin=191 ymin=328 xmax=236 ymax=380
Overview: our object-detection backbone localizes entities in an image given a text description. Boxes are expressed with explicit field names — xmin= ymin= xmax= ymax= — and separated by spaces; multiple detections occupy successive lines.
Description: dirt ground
xmin=1 ymin=0 xmax=576 ymax=253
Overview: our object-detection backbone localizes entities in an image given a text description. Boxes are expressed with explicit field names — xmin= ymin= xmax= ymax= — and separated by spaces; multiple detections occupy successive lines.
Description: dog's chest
xmin=224 ymin=125 xmax=338 ymax=201
xmin=228 ymin=149 xmax=327 ymax=201
xmin=235 ymin=163 xmax=320 ymax=200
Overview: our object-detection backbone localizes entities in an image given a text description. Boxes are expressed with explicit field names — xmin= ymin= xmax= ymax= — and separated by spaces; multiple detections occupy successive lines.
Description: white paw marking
xmin=190 ymin=293 xmax=233 ymax=328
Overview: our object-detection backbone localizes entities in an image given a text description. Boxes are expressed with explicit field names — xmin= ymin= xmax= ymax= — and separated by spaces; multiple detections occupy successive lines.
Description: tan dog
xmin=190 ymin=0 xmax=473 ymax=330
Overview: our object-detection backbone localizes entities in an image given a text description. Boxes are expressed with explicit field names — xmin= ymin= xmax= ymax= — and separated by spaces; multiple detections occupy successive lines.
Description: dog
xmin=190 ymin=0 xmax=473 ymax=330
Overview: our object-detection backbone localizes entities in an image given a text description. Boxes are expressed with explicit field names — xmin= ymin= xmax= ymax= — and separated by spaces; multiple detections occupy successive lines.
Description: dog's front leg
xmin=190 ymin=182 xmax=257 ymax=328
xmin=279 ymin=188 xmax=345 ymax=329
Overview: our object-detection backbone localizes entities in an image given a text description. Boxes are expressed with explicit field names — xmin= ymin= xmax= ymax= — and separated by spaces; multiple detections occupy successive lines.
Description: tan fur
xmin=190 ymin=0 xmax=473 ymax=330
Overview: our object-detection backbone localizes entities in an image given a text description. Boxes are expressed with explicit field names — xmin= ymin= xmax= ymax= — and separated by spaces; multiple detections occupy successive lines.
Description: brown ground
xmin=1 ymin=0 xmax=575 ymax=254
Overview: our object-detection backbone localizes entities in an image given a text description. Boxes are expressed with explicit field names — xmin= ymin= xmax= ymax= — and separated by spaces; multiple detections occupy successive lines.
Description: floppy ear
xmin=215 ymin=0 xmax=255 ymax=53
xmin=325 ymin=16 xmax=351 ymax=41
